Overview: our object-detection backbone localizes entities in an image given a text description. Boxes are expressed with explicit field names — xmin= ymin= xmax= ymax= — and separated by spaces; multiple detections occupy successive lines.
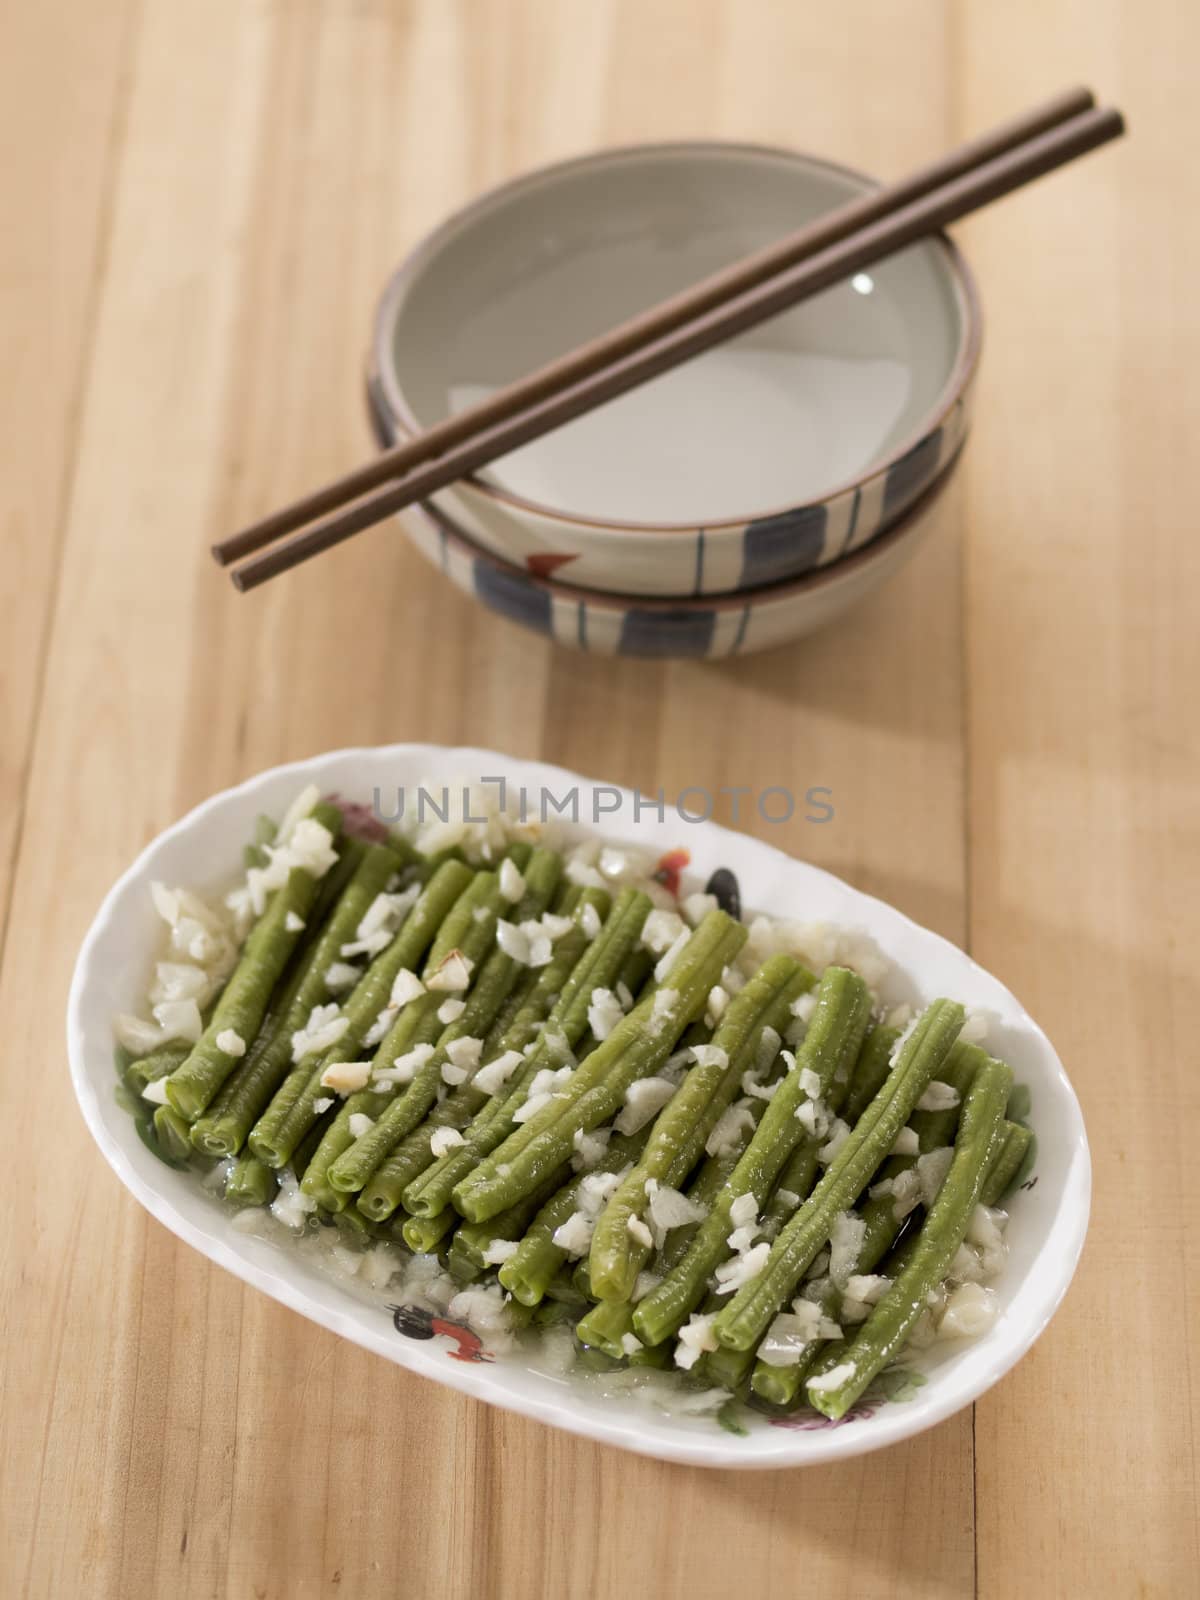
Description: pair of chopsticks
xmin=215 ymin=89 xmax=1123 ymax=591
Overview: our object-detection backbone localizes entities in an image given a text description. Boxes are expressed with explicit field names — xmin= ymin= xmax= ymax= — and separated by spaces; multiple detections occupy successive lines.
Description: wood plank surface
xmin=0 ymin=2 xmax=1192 ymax=1596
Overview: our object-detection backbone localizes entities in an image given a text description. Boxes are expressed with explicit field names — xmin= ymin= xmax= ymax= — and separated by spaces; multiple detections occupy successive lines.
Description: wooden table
xmin=3 ymin=2 xmax=1195 ymax=1594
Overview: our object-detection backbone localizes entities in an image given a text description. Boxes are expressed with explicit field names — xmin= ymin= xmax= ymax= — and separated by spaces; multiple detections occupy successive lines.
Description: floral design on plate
xmin=389 ymin=1302 xmax=494 ymax=1364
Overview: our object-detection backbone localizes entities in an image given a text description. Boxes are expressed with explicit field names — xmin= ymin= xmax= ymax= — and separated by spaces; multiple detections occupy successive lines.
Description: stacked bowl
xmin=368 ymin=143 xmax=980 ymax=658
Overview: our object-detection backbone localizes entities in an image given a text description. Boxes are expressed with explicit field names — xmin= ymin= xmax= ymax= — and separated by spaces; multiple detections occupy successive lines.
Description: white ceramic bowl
xmin=391 ymin=442 xmax=961 ymax=657
xmin=369 ymin=142 xmax=980 ymax=596
xmin=68 ymin=746 xmax=1088 ymax=1468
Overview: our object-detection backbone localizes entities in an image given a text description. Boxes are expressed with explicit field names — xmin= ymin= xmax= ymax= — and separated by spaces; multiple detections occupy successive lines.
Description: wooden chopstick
xmin=224 ymin=99 xmax=1123 ymax=591
xmin=215 ymin=87 xmax=1094 ymax=572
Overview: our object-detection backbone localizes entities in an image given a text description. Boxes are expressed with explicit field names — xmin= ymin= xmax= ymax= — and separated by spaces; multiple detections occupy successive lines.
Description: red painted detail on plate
xmin=389 ymin=1302 xmax=494 ymax=1363
xmin=325 ymin=793 xmax=391 ymax=844
xmin=525 ymin=552 xmax=579 ymax=579
xmin=654 ymin=849 xmax=690 ymax=897
xmin=430 ymin=1316 xmax=493 ymax=1363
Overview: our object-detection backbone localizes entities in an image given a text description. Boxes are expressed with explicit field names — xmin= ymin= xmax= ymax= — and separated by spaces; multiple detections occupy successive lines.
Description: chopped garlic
xmin=153 ymin=998 xmax=204 ymax=1044
xmin=552 ymin=1212 xmax=594 ymax=1257
xmin=614 ymin=1075 xmax=676 ymax=1135
xmin=651 ymin=987 xmax=678 ymax=1025
xmin=891 ymin=1126 xmax=920 ymax=1156
xmin=285 ymin=911 xmax=306 ymax=933
xmin=829 ymin=1210 xmax=866 ymax=1288
xmin=646 ymin=1184 xmax=707 ymax=1244
xmin=291 ymin=1003 xmax=348 ymax=1063
xmin=626 ymin=1215 xmax=654 ymax=1249
xmin=482 ymin=1238 xmax=519 ymax=1266
xmin=690 ymin=1044 xmax=728 ymax=1071
xmin=271 ymin=1167 xmax=318 ymax=1230
xmin=426 ymin=949 xmax=474 ymax=992
xmin=741 ymin=1071 xmax=777 ymax=1103
xmin=348 ymin=1112 xmax=374 ymax=1139
xmin=320 ymin=1060 xmax=371 ymax=1094
xmin=437 ymin=997 xmax=466 ymax=1025
xmin=705 ymin=1100 xmax=756 ymax=1158
xmin=806 ymin=1360 xmax=856 ymax=1394
xmin=430 ymin=1126 xmax=465 ymax=1159
xmin=571 ymin=1125 xmax=611 ymax=1171
xmin=498 ymin=857 xmax=526 ymax=903
xmin=674 ymin=1313 xmax=718 ymax=1370
xmin=324 ymin=960 xmax=361 ymax=992
xmin=141 ymin=1078 xmax=170 ymax=1105
xmin=936 ymin=1281 xmax=998 ymax=1338
xmin=641 ymin=908 xmax=687 ymax=954
xmin=390 ymin=969 xmax=425 ymax=1008
xmin=713 ymin=1241 xmax=769 ymax=1294
xmin=818 ymin=1117 xmax=851 ymax=1165
xmin=916 ymin=1080 xmax=961 ymax=1112
xmin=370 ymin=1042 xmax=435 ymax=1089
xmin=473 ymin=1050 xmax=523 ymax=1096
xmin=587 ymin=987 xmax=625 ymax=1041
xmin=705 ymin=985 xmax=729 ymax=1026
xmin=216 ymin=1028 xmax=246 ymax=1058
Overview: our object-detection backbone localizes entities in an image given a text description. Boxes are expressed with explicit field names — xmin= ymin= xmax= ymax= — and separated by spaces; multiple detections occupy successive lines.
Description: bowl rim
xmin=67 ymin=743 xmax=1089 ymax=1469
xmin=405 ymin=436 xmax=962 ymax=614
xmin=369 ymin=138 xmax=983 ymax=537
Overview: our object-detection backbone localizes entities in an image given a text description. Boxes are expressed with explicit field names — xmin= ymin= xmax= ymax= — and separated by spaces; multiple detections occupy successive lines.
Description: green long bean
xmin=453 ymin=910 xmax=746 ymax=1224
xmin=298 ymin=869 xmax=510 ymax=1207
xmin=247 ymin=858 xmax=474 ymax=1168
xmin=166 ymin=861 xmax=329 ymax=1121
xmin=191 ymin=841 xmax=404 ymax=1155
xmin=632 ymin=965 xmax=872 ymax=1349
xmin=805 ymin=1054 xmax=1011 ymax=1418
xmin=325 ymin=849 xmax=564 ymax=1195
xmin=588 ymin=954 xmax=812 ymax=1303
xmin=712 ymin=999 xmax=966 ymax=1353
xmin=750 ymin=1042 xmax=983 ymax=1407
xmin=354 ymin=891 xmax=610 ymax=1217
xmin=497 ymin=1127 xmax=652 ymax=1306
xmin=400 ymin=887 xmax=652 ymax=1220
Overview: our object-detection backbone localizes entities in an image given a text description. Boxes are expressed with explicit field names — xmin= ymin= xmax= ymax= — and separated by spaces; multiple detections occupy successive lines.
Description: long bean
xmin=401 ymin=1208 xmax=458 ymax=1254
xmin=453 ymin=911 xmax=747 ymax=1224
xmin=325 ymin=850 xmax=564 ymax=1194
xmin=588 ymin=954 xmax=812 ymax=1303
xmin=190 ymin=841 xmax=404 ymax=1155
xmin=452 ymin=1161 xmax=572 ymax=1272
xmin=632 ymin=966 xmax=872 ymax=1348
xmin=125 ymin=1041 xmax=191 ymax=1093
xmin=842 ymin=1024 xmax=901 ymax=1125
xmin=166 ymin=862 xmax=330 ymax=1121
xmin=805 ymin=1054 xmax=1011 ymax=1418
xmin=400 ymin=887 xmax=652 ymax=1220
xmin=225 ymin=1151 xmax=278 ymax=1208
xmin=248 ymin=858 xmax=474 ymax=1167
xmin=354 ymin=891 xmax=611 ymax=1216
xmin=981 ymin=1119 xmax=1032 ymax=1205
xmin=299 ymin=870 xmax=509 ymax=1206
xmin=712 ymin=999 xmax=966 ymax=1353
xmin=750 ymin=1042 xmax=983 ymax=1407
xmin=355 ymin=896 xmax=604 ymax=1216
xmin=576 ymin=1298 xmax=640 ymax=1360
xmin=497 ymin=1127 xmax=652 ymax=1306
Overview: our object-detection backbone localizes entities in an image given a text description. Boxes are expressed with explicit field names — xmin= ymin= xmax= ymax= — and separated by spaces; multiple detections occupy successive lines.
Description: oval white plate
xmin=67 ymin=745 xmax=1088 ymax=1468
